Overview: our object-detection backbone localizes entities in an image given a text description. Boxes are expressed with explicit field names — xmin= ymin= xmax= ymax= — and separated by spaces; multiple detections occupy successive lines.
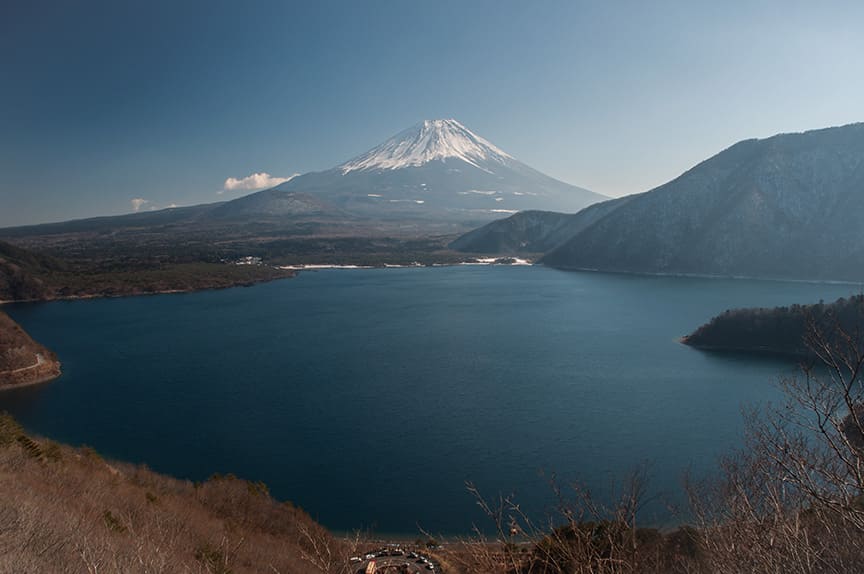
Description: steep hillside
xmin=0 ymin=311 xmax=61 ymax=387
xmin=0 ymin=414 xmax=352 ymax=573
xmin=542 ymin=123 xmax=864 ymax=281
xmin=450 ymin=195 xmax=635 ymax=254
xmin=0 ymin=240 xmax=63 ymax=301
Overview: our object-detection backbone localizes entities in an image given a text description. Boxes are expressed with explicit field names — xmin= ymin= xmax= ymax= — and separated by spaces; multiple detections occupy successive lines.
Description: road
xmin=0 ymin=353 xmax=45 ymax=376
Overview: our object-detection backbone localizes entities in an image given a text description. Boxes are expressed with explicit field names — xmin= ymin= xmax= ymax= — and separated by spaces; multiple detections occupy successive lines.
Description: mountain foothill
xmin=455 ymin=122 xmax=864 ymax=283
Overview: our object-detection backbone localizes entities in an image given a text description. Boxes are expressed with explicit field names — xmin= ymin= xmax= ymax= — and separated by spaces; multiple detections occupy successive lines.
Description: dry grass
xmin=0 ymin=413 xmax=359 ymax=574
xmin=435 ymin=469 xmax=702 ymax=574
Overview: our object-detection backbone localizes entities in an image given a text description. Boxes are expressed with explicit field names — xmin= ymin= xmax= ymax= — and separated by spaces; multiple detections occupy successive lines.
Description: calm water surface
xmin=0 ymin=266 xmax=856 ymax=534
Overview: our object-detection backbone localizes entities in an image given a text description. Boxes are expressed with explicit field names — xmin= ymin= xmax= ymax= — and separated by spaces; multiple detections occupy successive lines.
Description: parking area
xmin=349 ymin=547 xmax=440 ymax=573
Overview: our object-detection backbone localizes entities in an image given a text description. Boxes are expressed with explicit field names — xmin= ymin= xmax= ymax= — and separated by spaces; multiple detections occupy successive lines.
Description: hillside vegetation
xmin=0 ymin=311 xmax=60 ymax=388
xmin=4 ymin=309 xmax=864 ymax=572
xmin=541 ymin=123 xmax=864 ymax=281
xmin=0 ymin=414 xmax=355 ymax=574
xmin=452 ymin=123 xmax=864 ymax=283
xmin=449 ymin=197 xmax=632 ymax=255
xmin=682 ymin=294 xmax=864 ymax=357
xmin=0 ymin=240 xmax=296 ymax=303
xmin=0 ymin=240 xmax=62 ymax=301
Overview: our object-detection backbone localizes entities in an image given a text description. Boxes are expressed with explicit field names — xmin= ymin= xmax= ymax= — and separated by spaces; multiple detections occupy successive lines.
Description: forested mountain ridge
xmin=541 ymin=123 xmax=864 ymax=281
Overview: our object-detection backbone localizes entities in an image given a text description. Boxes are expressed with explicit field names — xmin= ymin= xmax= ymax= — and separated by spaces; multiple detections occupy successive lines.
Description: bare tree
xmin=689 ymin=307 xmax=864 ymax=573
xmin=449 ymin=466 xmax=671 ymax=574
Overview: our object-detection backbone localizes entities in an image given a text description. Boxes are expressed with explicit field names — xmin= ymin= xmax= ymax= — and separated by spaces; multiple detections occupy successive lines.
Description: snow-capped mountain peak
xmin=339 ymin=119 xmax=515 ymax=174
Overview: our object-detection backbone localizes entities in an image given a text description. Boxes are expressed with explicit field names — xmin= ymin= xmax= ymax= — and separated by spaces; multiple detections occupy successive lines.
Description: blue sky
xmin=2 ymin=0 xmax=864 ymax=226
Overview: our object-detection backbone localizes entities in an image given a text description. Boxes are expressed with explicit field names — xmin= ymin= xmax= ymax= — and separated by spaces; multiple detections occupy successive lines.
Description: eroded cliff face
xmin=0 ymin=311 xmax=61 ymax=388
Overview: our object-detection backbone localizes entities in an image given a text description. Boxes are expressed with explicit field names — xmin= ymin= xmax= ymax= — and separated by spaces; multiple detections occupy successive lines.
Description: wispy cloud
xmin=221 ymin=172 xmax=298 ymax=194
xmin=131 ymin=198 xmax=149 ymax=212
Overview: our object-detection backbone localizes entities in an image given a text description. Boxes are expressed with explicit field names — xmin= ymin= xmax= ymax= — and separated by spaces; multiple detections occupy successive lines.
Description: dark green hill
xmin=683 ymin=294 xmax=864 ymax=357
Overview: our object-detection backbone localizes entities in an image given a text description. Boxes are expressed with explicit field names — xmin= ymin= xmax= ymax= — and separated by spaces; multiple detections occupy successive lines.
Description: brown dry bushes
xmin=0 ymin=414 xmax=358 ymax=573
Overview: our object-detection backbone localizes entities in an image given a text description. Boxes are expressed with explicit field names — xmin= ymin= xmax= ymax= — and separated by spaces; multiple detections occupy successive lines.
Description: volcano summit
xmin=250 ymin=119 xmax=606 ymax=223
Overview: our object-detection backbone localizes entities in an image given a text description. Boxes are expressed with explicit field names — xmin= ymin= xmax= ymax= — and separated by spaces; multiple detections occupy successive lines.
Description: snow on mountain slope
xmin=265 ymin=118 xmax=606 ymax=222
xmin=340 ymin=119 xmax=514 ymax=173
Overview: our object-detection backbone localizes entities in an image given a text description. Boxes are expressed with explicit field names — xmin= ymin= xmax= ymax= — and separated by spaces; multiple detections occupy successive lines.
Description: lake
xmin=0 ymin=266 xmax=856 ymax=535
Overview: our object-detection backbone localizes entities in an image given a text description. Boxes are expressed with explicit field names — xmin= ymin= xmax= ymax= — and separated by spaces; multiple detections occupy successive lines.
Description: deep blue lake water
xmin=0 ymin=266 xmax=857 ymax=535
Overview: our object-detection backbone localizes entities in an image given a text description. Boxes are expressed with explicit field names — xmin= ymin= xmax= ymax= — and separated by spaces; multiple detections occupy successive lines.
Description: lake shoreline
xmin=0 ymin=258 xmax=536 ymax=306
xmin=0 ymin=272 xmax=297 ymax=307
xmin=278 ymin=257 xmax=532 ymax=271
xmin=546 ymin=264 xmax=864 ymax=286
xmin=0 ymin=363 xmax=62 ymax=391
xmin=0 ymin=312 xmax=63 ymax=389
xmin=679 ymin=338 xmax=809 ymax=360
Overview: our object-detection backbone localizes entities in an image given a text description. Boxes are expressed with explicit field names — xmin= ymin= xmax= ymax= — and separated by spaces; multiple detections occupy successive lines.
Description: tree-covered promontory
xmin=683 ymin=294 xmax=864 ymax=357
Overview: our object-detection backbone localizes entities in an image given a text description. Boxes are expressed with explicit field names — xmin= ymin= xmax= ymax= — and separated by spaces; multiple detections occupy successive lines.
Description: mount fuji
xmin=223 ymin=119 xmax=606 ymax=223
xmin=0 ymin=120 xmax=606 ymax=244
